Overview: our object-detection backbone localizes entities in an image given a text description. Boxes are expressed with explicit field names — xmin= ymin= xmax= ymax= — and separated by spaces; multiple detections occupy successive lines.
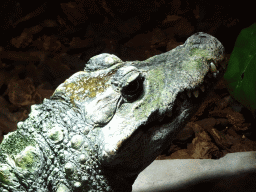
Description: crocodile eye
xmin=123 ymin=79 xmax=139 ymax=94
xmin=111 ymin=65 xmax=144 ymax=102
xmin=121 ymin=75 xmax=143 ymax=102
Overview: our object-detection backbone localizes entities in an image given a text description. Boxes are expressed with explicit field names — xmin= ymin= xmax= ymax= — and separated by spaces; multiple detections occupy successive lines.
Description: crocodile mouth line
xmin=164 ymin=58 xmax=226 ymax=120
xmin=184 ymin=59 xmax=225 ymax=98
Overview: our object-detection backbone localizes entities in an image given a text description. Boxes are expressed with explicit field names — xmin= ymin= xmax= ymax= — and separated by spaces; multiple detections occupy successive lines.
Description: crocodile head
xmin=87 ymin=32 xmax=225 ymax=185
xmin=0 ymin=32 xmax=224 ymax=192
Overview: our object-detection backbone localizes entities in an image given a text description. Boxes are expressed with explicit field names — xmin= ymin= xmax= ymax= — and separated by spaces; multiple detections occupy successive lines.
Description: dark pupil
xmin=124 ymin=80 xmax=139 ymax=94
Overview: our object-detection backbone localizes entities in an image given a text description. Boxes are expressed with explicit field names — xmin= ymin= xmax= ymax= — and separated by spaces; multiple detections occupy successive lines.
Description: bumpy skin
xmin=0 ymin=32 xmax=225 ymax=192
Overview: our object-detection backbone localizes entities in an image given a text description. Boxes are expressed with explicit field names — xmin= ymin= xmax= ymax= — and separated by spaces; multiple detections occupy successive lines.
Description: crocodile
xmin=0 ymin=32 xmax=225 ymax=192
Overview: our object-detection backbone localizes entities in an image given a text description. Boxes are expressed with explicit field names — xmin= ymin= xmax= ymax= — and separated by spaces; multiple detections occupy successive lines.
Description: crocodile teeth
xmin=210 ymin=62 xmax=217 ymax=73
xmin=193 ymin=90 xmax=199 ymax=98
xmin=213 ymin=70 xmax=219 ymax=78
xmin=187 ymin=90 xmax=191 ymax=98
xmin=200 ymin=84 xmax=205 ymax=92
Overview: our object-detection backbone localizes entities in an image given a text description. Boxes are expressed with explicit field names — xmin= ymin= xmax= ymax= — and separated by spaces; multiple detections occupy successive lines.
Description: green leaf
xmin=224 ymin=23 xmax=256 ymax=115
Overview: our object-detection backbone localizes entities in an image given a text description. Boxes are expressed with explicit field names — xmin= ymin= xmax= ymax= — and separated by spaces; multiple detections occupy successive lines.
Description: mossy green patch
xmin=15 ymin=147 xmax=38 ymax=169
xmin=185 ymin=48 xmax=210 ymax=71
xmin=0 ymin=131 xmax=36 ymax=159
xmin=189 ymin=48 xmax=210 ymax=58
xmin=133 ymin=68 xmax=165 ymax=121
xmin=66 ymin=74 xmax=110 ymax=99
xmin=64 ymin=69 xmax=119 ymax=106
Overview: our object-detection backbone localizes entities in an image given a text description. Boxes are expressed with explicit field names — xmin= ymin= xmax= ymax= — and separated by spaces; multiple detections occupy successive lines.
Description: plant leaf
xmin=224 ymin=23 xmax=256 ymax=115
